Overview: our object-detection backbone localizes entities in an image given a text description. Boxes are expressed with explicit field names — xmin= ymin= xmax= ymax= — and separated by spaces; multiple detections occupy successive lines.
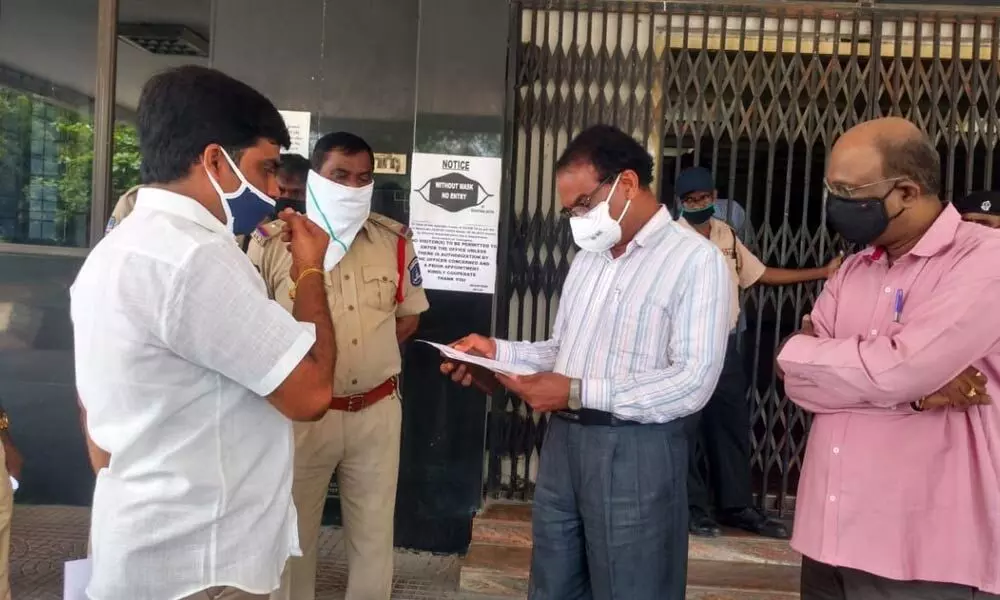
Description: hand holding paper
xmin=431 ymin=335 xmax=537 ymax=393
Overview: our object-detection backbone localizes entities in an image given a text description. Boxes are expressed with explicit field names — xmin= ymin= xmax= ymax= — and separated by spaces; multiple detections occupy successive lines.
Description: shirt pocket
xmin=361 ymin=265 xmax=398 ymax=313
xmin=615 ymin=299 xmax=670 ymax=359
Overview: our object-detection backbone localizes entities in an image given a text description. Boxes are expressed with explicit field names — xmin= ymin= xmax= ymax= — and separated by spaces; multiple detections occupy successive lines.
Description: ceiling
xmin=0 ymin=0 xmax=211 ymax=110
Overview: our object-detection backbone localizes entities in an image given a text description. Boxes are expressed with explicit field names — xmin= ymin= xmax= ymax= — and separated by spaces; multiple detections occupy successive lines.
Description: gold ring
xmin=966 ymin=387 xmax=978 ymax=398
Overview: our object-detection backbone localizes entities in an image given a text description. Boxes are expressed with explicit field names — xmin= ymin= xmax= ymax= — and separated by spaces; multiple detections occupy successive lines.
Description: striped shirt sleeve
xmin=582 ymin=243 xmax=733 ymax=422
xmin=493 ymin=336 xmax=561 ymax=373
xmin=493 ymin=299 xmax=567 ymax=374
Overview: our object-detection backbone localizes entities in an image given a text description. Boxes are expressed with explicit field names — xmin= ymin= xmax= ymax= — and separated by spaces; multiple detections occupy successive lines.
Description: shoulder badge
xmin=408 ymin=256 xmax=423 ymax=287
xmin=367 ymin=213 xmax=413 ymax=240
xmin=251 ymin=219 xmax=286 ymax=246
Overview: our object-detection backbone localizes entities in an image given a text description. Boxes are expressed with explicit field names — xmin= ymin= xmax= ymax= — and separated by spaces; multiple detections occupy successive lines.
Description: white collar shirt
xmin=493 ymin=207 xmax=733 ymax=423
xmin=71 ymin=187 xmax=315 ymax=600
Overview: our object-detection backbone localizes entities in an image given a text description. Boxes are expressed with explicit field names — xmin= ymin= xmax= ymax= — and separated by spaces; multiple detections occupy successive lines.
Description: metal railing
xmin=489 ymin=1 xmax=1000 ymax=512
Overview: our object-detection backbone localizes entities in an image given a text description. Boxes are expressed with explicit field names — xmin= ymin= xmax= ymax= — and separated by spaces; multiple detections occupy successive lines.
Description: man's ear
xmin=201 ymin=144 xmax=227 ymax=185
xmin=897 ymin=179 xmax=923 ymax=205
xmin=619 ymin=169 xmax=641 ymax=199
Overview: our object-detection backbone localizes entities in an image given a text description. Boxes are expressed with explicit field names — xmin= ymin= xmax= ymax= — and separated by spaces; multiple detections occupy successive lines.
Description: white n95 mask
xmin=305 ymin=170 xmax=373 ymax=271
xmin=569 ymin=174 xmax=631 ymax=253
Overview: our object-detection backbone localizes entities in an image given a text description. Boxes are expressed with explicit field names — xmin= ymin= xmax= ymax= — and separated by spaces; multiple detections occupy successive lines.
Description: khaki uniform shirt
xmin=106 ymin=185 xmax=248 ymax=247
xmin=247 ymin=213 xmax=430 ymax=396
xmin=678 ymin=216 xmax=765 ymax=330
xmin=105 ymin=185 xmax=142 ymax=233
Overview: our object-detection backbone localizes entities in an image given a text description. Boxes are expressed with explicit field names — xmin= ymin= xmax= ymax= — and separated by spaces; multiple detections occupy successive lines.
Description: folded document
xmin=419 ymin=340 xmax=537 ymax=376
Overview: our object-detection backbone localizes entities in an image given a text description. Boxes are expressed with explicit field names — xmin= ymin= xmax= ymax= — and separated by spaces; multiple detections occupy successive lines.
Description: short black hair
xmin=137 ymin=65 xmax=290 ymax=184
xmin=555 ymin=125 xmax=654 ymax=188
xmin=876 ymin=133 xmax=941 ymax=197
xmin=310 ymin=132 xmax=374 ymax=171
xmin=278 ymin=153 xmax=310 ymax=181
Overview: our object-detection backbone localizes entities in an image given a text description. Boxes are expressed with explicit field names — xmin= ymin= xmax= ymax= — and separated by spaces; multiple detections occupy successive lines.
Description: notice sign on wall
xmin=409 ymin=153 xmax=502 ymax=294
xmin=278 ymin=110 xmax=311 ymax=158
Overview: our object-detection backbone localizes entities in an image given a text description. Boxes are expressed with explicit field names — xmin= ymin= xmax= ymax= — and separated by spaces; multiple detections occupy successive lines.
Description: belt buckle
xmin=346 ymin=394 xmax=366 ymax=411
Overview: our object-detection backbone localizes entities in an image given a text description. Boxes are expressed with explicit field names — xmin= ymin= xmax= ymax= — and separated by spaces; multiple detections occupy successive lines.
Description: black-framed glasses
xmin=560 ymin=173 xmax=619 ymax=219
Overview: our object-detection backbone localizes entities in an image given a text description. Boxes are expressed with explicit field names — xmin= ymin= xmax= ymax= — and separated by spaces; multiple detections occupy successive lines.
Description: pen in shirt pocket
xmin=893 ymin=288 xmax=904 ymax=323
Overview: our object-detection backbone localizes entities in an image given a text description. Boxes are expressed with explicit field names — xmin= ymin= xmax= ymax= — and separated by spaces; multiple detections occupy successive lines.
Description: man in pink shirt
xmin=777 ymin=117 xmax=1000 ymax=599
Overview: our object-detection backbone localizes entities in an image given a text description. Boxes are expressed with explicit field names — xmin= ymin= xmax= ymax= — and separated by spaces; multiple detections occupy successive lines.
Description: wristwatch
xmin=0 ymin=411 xmax=9 ymax=432
xmin=568 ymin=379 xmax=582 ymax=411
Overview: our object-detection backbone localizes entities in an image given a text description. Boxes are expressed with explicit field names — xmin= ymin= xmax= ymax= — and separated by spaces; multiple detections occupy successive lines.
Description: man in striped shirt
xmin=442 ymin=125 xmax=732 ymax=600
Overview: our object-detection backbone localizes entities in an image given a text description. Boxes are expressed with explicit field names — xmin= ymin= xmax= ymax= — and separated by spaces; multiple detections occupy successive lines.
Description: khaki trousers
xmin=0 ymin=445 xmax=11 ymax=600
xmin=274 ymin=392 xmax=402 ymax=600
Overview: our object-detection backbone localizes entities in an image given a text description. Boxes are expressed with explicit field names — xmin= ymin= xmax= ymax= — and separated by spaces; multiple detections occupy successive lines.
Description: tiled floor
xmin=9 ymin=505 xmax=471 ymax=600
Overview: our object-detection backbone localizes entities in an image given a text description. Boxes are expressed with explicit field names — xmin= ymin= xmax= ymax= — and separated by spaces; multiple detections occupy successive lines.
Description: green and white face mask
xmin=305 ymin=169 xmax=373 ymax=271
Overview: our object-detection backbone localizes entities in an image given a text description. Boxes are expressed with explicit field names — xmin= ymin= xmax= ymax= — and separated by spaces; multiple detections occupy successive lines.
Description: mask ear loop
xmin=473 ymin=189 xmax=494 ymax=208
xmin=883 ymin=184 xmax=907 ymax=222
xmin=203 ymin=150 xmax=229 ymax=197
xmin=604 ymin=174 xmax=630 ymax=224
xmin=203 ymin=149 xmax=236 ymax=232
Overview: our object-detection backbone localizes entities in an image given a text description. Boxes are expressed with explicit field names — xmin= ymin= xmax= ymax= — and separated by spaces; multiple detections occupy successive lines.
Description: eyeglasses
xmin=681 ymin=191 xmax=714 ymax=206
xmin=823 ymin=177 xmax=906 ymax=199
xmin=560 ymin=173 xmax=619 ymax=219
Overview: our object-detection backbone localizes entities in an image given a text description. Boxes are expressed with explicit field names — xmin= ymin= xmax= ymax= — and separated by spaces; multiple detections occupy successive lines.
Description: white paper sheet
xmin=408 ymin=153 xmax=502 ymax=294
xmin=278 ymin=110 xmax=312 ymax=158
xmin=419 ymin=340 xmax=537 ymax=376
xmin=63 ymin=558 xmax=92 ymax=600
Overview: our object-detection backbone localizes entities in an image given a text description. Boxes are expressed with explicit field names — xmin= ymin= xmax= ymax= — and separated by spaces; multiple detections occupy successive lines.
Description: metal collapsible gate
xmin=488 ymin=0 xmax=1000 ymax=511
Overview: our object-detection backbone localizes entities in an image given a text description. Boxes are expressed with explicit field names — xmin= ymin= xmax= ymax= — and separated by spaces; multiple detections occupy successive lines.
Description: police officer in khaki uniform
xmin=674 ymin=166 xmax=842 ymax=540
xmin=248 ymin=132 xmax=428 ymax=600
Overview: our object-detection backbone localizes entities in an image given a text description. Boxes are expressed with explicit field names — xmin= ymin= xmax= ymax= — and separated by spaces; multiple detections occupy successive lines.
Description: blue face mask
xmin=204 ymin=149 xmax=275 ymax=235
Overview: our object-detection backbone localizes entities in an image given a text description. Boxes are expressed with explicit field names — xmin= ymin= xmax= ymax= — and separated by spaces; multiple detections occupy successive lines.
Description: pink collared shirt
xmin=777 ymin=205 xmax=1000 ymax=593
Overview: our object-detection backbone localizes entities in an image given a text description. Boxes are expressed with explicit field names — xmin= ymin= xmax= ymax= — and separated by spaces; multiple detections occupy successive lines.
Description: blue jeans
xmin=528 ymin=416 xmax=689 ymax=600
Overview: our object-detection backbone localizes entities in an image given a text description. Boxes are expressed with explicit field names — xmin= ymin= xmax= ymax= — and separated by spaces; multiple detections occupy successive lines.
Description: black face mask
xmin=274 ymin=198 xmax=305 ymax=215
xmin=414 ymin=172 xmax=490 ymax=213
xmin=682 ymin=205 xmax=715 ymax=225
xmin=825 ymin=186 xmax=904 ymax=246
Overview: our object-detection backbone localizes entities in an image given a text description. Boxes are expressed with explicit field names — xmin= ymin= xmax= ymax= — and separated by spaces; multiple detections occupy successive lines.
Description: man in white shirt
xmin=442 ymin=125 xmax=732 ymax=599
xmin=71 ymin=65 xmax=338 ymax=600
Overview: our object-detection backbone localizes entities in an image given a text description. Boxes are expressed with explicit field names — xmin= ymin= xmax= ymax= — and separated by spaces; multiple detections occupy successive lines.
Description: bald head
xmin=828 ymin=117 xmax=941 ymax=198
xmin=825 ymin=118 xmax=946 ymax=254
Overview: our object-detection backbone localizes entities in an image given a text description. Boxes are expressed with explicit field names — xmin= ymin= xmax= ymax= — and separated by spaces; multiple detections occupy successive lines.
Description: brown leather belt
xmin=329 ymin=377 xmax=397 ymax=412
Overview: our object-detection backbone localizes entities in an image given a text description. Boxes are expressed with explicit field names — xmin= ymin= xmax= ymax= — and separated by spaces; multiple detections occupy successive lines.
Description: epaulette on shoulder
xmin=250 ymin=219 xmax=286 ymax=246
xmin=120 ymin=185 xmax=142 ymax=203
xmin=367 ymin=213 xmax=412 ymax=240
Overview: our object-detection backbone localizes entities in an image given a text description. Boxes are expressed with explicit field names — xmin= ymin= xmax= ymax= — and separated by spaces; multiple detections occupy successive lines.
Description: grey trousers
xmin=527 ymin=415 xmax=689 ymax=600
xmin=802 ymin=556 xmax=1000 ymax=600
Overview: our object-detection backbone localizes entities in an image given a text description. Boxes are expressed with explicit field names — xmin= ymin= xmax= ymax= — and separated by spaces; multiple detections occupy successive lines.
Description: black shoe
xmin=689 ymin=508 xmax=722 ymax=537
xmin=718 ymin=507 xmax=790 ymax=539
